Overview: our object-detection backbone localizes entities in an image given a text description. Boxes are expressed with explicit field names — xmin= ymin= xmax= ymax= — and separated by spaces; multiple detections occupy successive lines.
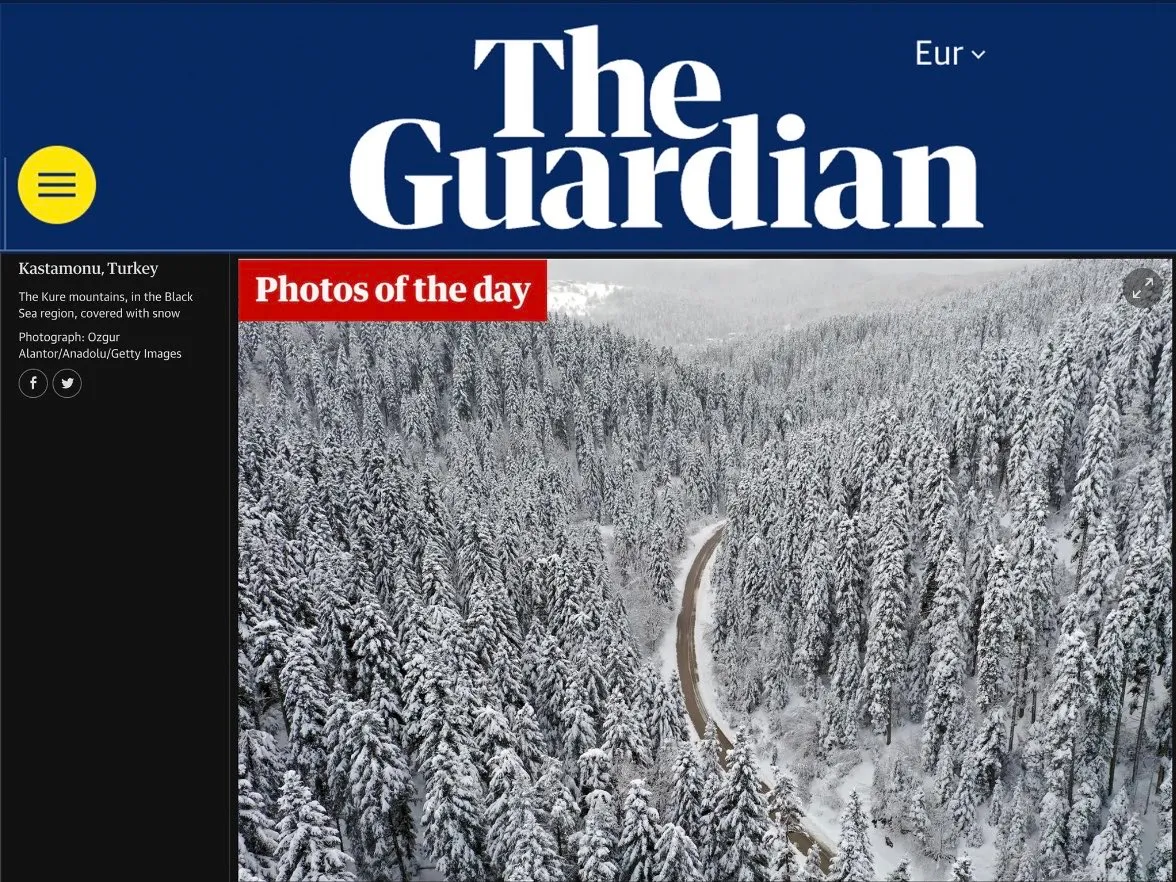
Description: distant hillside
xmin=547 ymin=279 xmax=624 ymax=316
xmin=546 ymin=259 xmax=1036 ymax=353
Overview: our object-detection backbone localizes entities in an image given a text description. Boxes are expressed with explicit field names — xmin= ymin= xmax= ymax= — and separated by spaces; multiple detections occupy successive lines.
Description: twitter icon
xmin=53 ymin=368 xmax=82 ymax=399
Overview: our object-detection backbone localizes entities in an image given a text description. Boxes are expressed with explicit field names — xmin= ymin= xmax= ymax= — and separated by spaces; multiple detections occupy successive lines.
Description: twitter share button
xmin=52 ymin=368 xmax=82 ymax=398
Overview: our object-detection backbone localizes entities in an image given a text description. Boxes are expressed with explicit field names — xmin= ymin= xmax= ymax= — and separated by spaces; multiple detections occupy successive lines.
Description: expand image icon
xmin=17 ymin=146 xmax=96 ymax=224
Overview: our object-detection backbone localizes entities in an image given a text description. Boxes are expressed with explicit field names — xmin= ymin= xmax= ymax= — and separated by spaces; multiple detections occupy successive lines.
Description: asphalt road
xmin=675 ymin=523 xmax=834 ymax=870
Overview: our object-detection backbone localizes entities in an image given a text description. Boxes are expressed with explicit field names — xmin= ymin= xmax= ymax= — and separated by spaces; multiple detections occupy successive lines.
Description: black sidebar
xmin=1 ymin=253 xmax=234 ymax=874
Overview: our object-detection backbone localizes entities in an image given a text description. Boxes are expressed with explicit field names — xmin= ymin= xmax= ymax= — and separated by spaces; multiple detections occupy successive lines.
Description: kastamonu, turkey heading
xmin=350 ymin=26 xmax=982 ymax=232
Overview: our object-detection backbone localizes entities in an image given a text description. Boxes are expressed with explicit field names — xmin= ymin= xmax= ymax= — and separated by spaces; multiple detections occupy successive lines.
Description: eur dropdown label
xmin=915 ymin=41 xmax=988 ymax=65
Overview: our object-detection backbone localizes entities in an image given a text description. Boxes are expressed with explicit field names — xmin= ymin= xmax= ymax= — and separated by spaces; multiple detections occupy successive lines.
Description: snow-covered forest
xmin=238 ymin=258 xmax=1172 ymax=882
xmin=708 ymin=259 xmax=1173 ymax=881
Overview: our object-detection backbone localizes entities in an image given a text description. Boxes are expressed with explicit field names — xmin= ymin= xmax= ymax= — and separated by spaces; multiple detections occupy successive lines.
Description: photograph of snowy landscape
xmin=237 ymin=258 xmax=1173 ymax=882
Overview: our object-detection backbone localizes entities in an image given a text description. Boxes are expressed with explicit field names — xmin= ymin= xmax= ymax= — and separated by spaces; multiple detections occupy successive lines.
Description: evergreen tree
xmin=801 ymin=846 xmax=825 ymax=882
xmin=994 ymin=781 xmax=1027 ymax=881
xmin=767 ymin=764 xmax=803 ymax=836
xmin=503 ymin=784 xmax=564 ymax=882
xmin=486 ymin=747 xmax=531 ymax=874
xmin=862 ymin=486 xmax=909 ymax=744
xmin=827 ymin=791 xmax=874 ymax=882
xmin=653 ymin=823 xmax=703 ymax=882
xmin=420 ymin=739 xmax=486 ymax=882
xmin=537 ymin=759 xmax=579 ymax=861
xmin=239 ymin=761 xmax=278 ymax=879
xmin=604 ymin=691 xmax=652 ymax=768
xmin=1147 ymin=767 xmax=1172 ymax=882
xmin=921 ymin=543 xmax=970 ymax=771
xmin=1084 ymin=789 xmax=1142 ymax=882
xmin=1037 ymin=791 xmax=1070 ymax=880
xmin=281 ymin=628 xmax=331 ymax=797
xmin=766 ymin=830 xmax=803 ymax=882
xmin=883 ymin=859 xmax=911 ymax=881
xmin=667 ymin=741 xmax=705 ymax=843
xmin=341 ymin=708 xmax=415 ymax=882
xmin=274 ymin=770 xmax=355 ymax=882
xmin=1068 ymin=373 xmax=1121 ymax=569
xmin=1043 ymin=623 xmax=1097 ymax=806
xmin=950 ymin=853 xmax=973 ymax=882
xmin=713 ymin=729 xmax=771 ymax=882
xmin=579 ymin=748 xmax=616 ymax=802
xmin=975 ymin=544 xmax=1016 ymax=712
xmin=650 ymin=531 xmax=675 ymax=606
xmin=240 ymin=726 xmax=286 ymax=812
xmin=561 ymin=679 xmax=599 ymax=763
xmin=578 ymin=789 xmax=621 ymax=882
xmin=619 ymin=779 xmax=661 ymax=882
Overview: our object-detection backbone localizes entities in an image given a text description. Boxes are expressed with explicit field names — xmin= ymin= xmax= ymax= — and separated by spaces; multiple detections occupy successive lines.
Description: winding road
xmin=675 ymin=523 xmax=835 ymax=870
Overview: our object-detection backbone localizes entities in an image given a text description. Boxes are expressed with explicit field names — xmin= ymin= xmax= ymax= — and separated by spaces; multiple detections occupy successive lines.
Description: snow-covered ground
xmin=547 ymin=280 xmax=622 ymax=317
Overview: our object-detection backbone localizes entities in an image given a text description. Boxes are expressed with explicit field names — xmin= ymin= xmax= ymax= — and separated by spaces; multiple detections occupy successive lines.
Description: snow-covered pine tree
xmin=767 ymin=764 xmax=803 ymax=837
xmin=862 ymin=485 xmax=909 ymax=744
xmin=800 ymin=845 xmax=825 ymax=882
xmin=1037 ymin=790 xmax=1070 ymax=880
xmin=485 ymin=747 xmax=532 ymax=874
xmin=975 ymin=544 xmax=1016 ymax=713
xmin=993 ymin=780 xmax=1027 ymax=880
xmin=561 ymin=678 xmax=599 ymax=764
xmin=1043 ymin=618 xmax=1098 ymax=808
xmin=1147 ymin=767 xmax=1172 ymax=882
xmin=579 ymin=748 xmax=616 ymax=804
xmin=619 ymin=779 xmax=661 ymax=882
xmin=713 ymin=728 xmax=771 ymax=881
xmin=653 ymin=823 xmax=702 ymax=882
xmin=827 ymin=791 xmax=874 ymax=882
xmin=920 ymin=542 xmax=970 ymax=772
xmin=666 ymin=740 xmax=705 ymax=844
xmin=649 ymin=530 xmax=675 ymax=607
xmin=280 ymin=628 xmax=331 ymax=799
xmin=239 ymin=725 xmax=286 ymax=813
xmin=604 ymin=690 xmax=652 ymax=768
xmin=793 ymin=527 xmax=834 ymax=698
xmin=578 ymin=789 xmax=621 ymax=882
xmin=238 ymin=761 xmax=277 ymax=878
xmin=765 ymin=828 xmax=803 ymax=882
xmin=950 ymin=853 xmax=974 ymax=882
xmin=341 ymin=707 xmax=415 ymax=881
xmin=420 ymin=738 xmax=486 ymax=881
xmin=502 ymin=783 xmax=564 ymax=882
xmin=1084 ymin=789 xmax=1143 ymax=882
xmin=1068 ymin=372 xmax=1121 ymax=578
xmin=538 ymin=762 xmax=580 ymax=865
xmin=274 ymin=770 xmax=355 ymax=881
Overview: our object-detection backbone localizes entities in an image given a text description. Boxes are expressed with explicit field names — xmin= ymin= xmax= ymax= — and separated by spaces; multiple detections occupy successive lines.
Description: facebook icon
xmin=19 ymin=368 xmax=47 ymax=398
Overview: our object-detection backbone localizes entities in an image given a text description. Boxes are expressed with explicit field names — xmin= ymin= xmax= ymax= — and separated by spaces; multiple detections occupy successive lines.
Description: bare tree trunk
xmin=886 ymin=686 xmax=893 ymax=746
xmin=1147 ymin=762 xmax=1168 ymax=814
xmin=1107 ymin=665 xmax=1129 ymax=794
xmin=1009 ymin=657 xmax=1023 ymax=754
xmin=1069 ymin=654 xmax=1084 ymax=805
xmin=1131 ymin=676 xmax=1152 ymax=788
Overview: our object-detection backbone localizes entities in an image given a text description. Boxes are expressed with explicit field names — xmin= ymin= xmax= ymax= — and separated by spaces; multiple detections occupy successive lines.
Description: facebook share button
xmin=18 ymin=368 xmax=48 ymax=398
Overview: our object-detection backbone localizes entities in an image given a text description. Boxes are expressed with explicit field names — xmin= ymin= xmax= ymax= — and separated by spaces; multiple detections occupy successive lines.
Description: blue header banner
xmin=1 ymin=3 xmax=1173 ymax=252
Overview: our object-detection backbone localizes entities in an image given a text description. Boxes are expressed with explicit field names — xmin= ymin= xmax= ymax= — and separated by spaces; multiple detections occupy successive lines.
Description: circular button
xmin=53 ymin=368 xmax=82 ymax=399
xmin=19 ymin=368 xmax=48 ymax=398
xmin=1122 ymin=268 xmax=1164 ymax=309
